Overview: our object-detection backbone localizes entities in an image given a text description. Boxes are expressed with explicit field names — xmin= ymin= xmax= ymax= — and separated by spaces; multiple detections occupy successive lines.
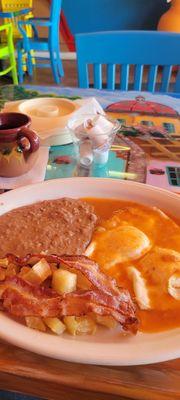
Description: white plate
xmin=0 ymin=178 xmax=179 ymax=365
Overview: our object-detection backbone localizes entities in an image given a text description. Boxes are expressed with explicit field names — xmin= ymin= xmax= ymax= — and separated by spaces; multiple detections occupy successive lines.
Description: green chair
xmin=0 ymin=23 xmax=18 ymax=84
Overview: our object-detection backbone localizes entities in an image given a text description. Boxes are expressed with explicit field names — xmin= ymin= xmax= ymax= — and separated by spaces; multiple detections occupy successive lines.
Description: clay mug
xmin=0 ymin=112 xmax=40 ymax=177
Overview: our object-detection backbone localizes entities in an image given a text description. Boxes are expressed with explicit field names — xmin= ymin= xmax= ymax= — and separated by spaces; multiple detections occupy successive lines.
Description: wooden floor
xmin=0 ymin=60 xmax=176 ymax=89
xmin=0 ymin=60 xmax=78 ymax=87
xmin=28 ymin=60 xmax=79 ymax=87
xmin=0 ymin=60 xmax=121 ymax=87
xmin=0 ymin=61 xmax=149 ymax=88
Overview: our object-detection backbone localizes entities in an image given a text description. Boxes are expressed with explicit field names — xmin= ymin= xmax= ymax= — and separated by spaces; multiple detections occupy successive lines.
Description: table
xmin=0 ymin=85 xmax=180 ymax=192
xmin=0 ymin=85 xmax=180 ymax=400
xmin=0 ymin=339 xmax=180 ymax=400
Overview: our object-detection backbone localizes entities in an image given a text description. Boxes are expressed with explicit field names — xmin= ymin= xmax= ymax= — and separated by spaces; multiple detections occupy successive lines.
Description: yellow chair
xmin=0 ymin=23 xmax=18 ymax=84
xmin=1 ymin=0 xmax=33 ymax=39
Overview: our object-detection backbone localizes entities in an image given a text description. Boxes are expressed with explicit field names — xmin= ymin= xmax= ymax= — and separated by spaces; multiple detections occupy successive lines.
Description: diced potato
xmin=52 ymin=269 xmax=77 ymax=294
xmin=25 ymin=316 xmax=46 ymax=332
xmin=64 ymin=316 xmax=97 ymax=335
xmin=24 ymin=258 xmax=52 ymax=284
xmin=0 ymin=258 xmax=8 ymax=268
xmin=63 ymin=316 xmax=78 ymax=335
xmin=0 ymin=267 xmax=6 ymax=281
xmin=95 ymin=315 xmax=118 ymax=329
xmin=44 ymin=317 xmax=66 ymax=335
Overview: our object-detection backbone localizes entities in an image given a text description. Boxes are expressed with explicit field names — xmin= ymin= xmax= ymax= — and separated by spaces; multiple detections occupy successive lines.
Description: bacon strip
xmin=63 ymin=290 xmax=137 ymax=331
xmin=7 ymin=253 xmax=136 ymax=317
xmin=0 ymin=276 xmax=60 ymax=318
xmin=2 ymin=254 xmax=138 ymax=333
xmin=6 ymin=254 xmax=128 ymax=299
xmin=0 ymin=276 xmax=138 ymax=332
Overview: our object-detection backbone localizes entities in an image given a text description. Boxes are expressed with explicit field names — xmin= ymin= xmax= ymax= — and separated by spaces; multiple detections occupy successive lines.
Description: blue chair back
xmin=75 ymin=31 xmax=180 ymax=93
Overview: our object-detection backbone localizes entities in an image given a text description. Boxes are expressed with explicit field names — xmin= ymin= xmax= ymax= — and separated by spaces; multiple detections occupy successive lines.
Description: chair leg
xmin=27 ymin=50 xmax=33 ymax=77
xmin=11 ymin=63 xmax=18 ymax=85
xmin=9 ymin=52 xmax=18 ymax=85
xmin=8 ymin=32 xmax=18 ymax=84
xmin=56 ymin=48 xmax=64 ymax=77
xmin=49 ymin=48 xmax=60 ymax=84
xmin=17 ymin=47 xmax=24 ymax=84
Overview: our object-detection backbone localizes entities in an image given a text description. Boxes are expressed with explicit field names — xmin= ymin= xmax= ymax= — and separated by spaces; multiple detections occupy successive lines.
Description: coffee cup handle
xmin=17 ymin=127 xmax=40 ymax=153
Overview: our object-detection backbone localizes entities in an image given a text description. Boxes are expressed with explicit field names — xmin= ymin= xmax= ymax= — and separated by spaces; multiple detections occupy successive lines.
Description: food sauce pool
xmin=83 ymin=197 xmax=180 ymax=333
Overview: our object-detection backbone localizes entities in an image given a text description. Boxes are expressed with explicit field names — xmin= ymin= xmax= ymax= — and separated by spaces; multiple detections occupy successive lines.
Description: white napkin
xmin=73 ymin=97 xmax=105 ymax=117
xmin=0 ymin=146 xmax=49 ymax=190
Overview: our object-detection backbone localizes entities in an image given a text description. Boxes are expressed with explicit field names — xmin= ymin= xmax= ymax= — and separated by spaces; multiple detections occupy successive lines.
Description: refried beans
xmin=0 ymin=198 xmax=98 ymax=257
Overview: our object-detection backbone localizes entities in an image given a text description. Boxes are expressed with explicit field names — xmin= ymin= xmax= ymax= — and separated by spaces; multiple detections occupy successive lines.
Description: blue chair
xmin=17 ymin=0 xmax=64 ymax=84
xmin=75 ymin=31 xmax=180 ymax=92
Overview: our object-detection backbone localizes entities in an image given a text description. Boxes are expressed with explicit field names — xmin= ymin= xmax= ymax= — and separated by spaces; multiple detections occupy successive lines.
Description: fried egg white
xmin=86 ymin=225 xmax=151 ymax=270
xmin=100 ymin=205 xmax=179 ymax=249
xmin=86 ymin=203 xmax=180 ymax=319
xmin=168 ymin=273 xmax=180 ymax=301
xmin=138 ymin=247 xmax=180 ymax=309
xmin=127 ymin=266 xmax=151 ymax=310
xmin=139 ymin=247 xmax=180 ymax=286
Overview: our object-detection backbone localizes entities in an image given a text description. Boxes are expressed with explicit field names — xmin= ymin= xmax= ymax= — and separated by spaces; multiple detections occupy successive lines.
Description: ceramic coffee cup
xmin=0 ymin=112 xmax=40 ymax=177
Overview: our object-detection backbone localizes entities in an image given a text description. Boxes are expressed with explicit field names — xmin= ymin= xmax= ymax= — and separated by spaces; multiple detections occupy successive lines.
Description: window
xmin=141 ymin=121 xmax=154 ymax=126
xmin=166 ymin=166 xmax=180 ymax=186
xmin=163 ymin=123 xmax=175 ymax=133
xmin=118 ymin=118 xmax=126 ymax=125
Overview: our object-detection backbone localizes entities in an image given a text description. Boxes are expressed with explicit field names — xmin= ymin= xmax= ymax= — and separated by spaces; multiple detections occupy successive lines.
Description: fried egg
xmin=100 ymin=205 xmax=179 ymax=249
xmin=86 ymin=225 xmax=151 ymax=270
xmin=139 ymin=247 xmax=180 ymax=286
xmin=137 ymin=247 xmax=180 ymax=309
xmin=84 ymin=199 xmax=180 ymax=332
